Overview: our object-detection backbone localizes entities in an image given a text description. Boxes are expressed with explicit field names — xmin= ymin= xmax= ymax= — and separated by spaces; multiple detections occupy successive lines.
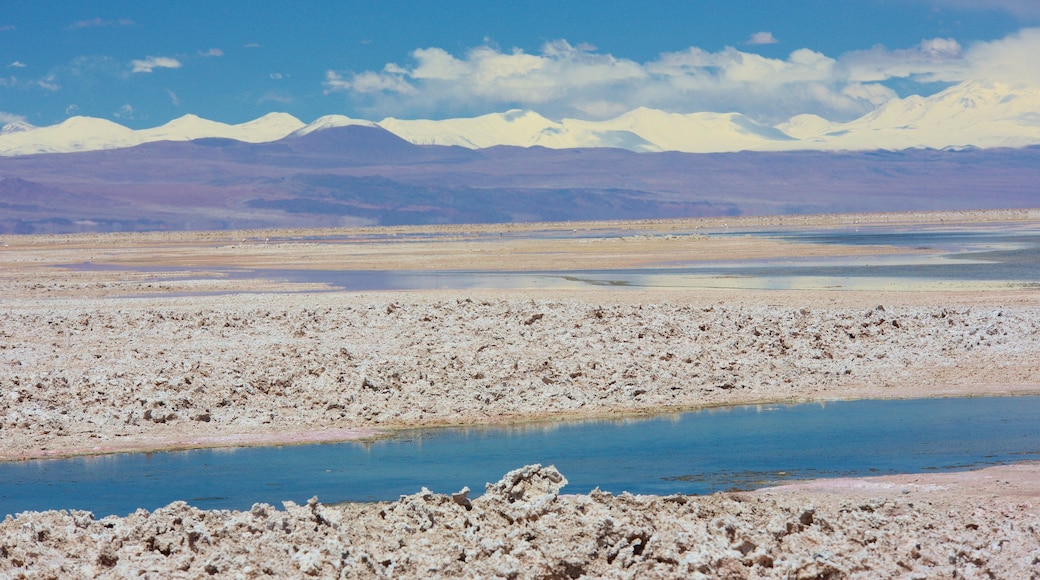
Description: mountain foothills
xmin=1 ymin=80 xmax=1039 ymax=233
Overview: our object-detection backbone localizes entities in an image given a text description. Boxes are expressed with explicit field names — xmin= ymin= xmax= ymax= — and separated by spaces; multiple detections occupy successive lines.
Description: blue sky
xmin=2 ymin=0 xmax=1039 ymax=128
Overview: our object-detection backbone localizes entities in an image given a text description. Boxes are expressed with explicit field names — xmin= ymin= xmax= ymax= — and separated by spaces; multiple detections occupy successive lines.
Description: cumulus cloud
xmin=8 ymin=61 xmax=25 ymax=68
xmin=69 ymin=18 xmax=134 ymax=29
xmin=952 ymin=27 xmax=1040 ymax=84
xmin=199 ymin=48 xmax=224 ymax=57
xmin=324 ymin=39 xmax=885 ymax=122
xmin=843 ymin=37 xmax=964 ymax=82
xmin=323 ymin=28 xmax=1040 ymax=123
xmin=844 ymin=28 xmax=1040 ymax=86
xmin=131 ymin=56 xmax=182 ymax=74
xmin=747 ymin=32 xmax=779 ymax=45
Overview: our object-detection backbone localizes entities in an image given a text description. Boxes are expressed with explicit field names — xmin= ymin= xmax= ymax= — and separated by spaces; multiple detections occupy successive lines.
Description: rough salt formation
xmin=2 ymin=465 xmax=1038 ymax=578
xmin=2 ymin=293 xmax=1039 ymax=457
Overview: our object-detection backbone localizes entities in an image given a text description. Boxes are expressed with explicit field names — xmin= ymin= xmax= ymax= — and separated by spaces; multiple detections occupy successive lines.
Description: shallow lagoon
xmin=3 ymin=396 xmax=1038 ymax=518
xmin=206 ymin=224 xmax=1040 ymax=291
xmin=64 ymin=222 xmax=1040 ymax=293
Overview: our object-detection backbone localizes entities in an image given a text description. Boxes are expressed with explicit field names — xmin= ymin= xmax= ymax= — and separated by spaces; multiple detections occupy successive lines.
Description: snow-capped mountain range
xmin=2 ymin=81 xmax=1039 ymax=156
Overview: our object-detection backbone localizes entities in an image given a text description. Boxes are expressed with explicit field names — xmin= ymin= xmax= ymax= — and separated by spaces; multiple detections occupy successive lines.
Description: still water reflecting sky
xmin=3 ymin=396 xmax=1039 ymax=517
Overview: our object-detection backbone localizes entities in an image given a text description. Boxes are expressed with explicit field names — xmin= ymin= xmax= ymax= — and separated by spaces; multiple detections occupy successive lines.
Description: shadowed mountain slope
xmin=1 ymin=125 xmax=1038 ymax=233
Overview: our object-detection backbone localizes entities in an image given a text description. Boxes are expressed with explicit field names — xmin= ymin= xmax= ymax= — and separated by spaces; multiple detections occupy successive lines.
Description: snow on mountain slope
xmin=135 ymin=113 xmax=304 ymax=143
xmin=0 ymin=116 xmax=139 ymax=155
xmin=0 ymin=121 xmax=36 ymax=136
xmin=379 ymin=110 xmax=559 ymax=148
xmin=775 ymin=114 xmax=839 ymax=140
xmin=290 ymin=115 xmax=378 ymax=137
xmin=137 ymin=115 xmax=239 ymax=142
xmin=379 ymin=110 xmax=660 ymax=151
xmin=797 ymin=81 xmax=1040 ymax=150
xmin=0 ymin=113 xmax=304 ymax=156
xmin=571 ymin=108 xmax=796 ymax=153
xmin=230 ymin=112 xmax=306 ymax=142
xmin=2 ymin=81 xmax=1040 ymax=156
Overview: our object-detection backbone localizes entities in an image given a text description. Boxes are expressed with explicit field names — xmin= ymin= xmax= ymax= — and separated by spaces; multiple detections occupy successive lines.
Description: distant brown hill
xmin=1 ymin=125 xmax=1039 ymax=234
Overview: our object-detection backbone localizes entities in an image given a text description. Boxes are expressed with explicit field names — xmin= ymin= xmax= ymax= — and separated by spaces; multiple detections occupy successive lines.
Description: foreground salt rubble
xmin=2 ymin=294 xmax=1039 ymax=458
xmin=3 ymin=464 xmax=1038 ymax=578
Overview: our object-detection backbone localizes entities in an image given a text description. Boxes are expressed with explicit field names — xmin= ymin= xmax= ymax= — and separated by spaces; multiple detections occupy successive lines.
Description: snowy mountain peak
xmin=232 ymin=113 xmax=305 ymax=142
xmin=291 ymin=115 xmax=378 ymax=137
xmin=0 ymin=121 xmax=36 ymax=135
xmin=1 ymin=80 xmax=1040 ymax=156
xmin=775 ymin=114 xmax=838 ymax=139
xmin=138 ymin=115 xmax=234 ymax=141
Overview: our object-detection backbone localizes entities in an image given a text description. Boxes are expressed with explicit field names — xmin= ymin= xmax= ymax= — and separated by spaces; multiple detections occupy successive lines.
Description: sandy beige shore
xmin=2 ymin=210 xmax=1039 ymax=577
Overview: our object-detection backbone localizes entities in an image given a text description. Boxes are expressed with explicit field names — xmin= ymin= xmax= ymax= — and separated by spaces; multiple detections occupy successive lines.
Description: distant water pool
xmin=2 ymin=396 xmax=1039 ymax=518
xmin=62 ymin=224 xmax=1040 ymax=292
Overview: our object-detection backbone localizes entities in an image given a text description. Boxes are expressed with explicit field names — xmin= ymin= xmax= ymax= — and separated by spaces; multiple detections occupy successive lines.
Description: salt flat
xmin=1 ymin=210 xmax=1039 ymax=577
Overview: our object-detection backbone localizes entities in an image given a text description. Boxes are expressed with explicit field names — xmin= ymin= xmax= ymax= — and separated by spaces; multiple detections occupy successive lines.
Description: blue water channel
xmin=3 ymin=396 xmax=1039 ymax=518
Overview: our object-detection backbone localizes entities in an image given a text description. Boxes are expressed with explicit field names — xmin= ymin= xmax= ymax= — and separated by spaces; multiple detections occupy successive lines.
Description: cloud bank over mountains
xmin=324 ymin=28 xmax=1040 ymax=124
xmin=3 ymin=26 xmax=1040 ymax=149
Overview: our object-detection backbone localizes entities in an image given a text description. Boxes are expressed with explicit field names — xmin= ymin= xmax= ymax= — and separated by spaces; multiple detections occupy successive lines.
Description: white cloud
xmin=324 ymin=40 xmax=872 ymax=122
xmin=0 ymin=111 xmax=27 ymax=125
xmin=843 ymin=38 xmax=964 ymax=82
xmin=37 ymin=74 xmax=59 ymax=91
xmin=747 ymin=32 xmax=779 ymax=45
xmin=325 ymin=69 xmax=417 ymax=95
xmin=323 ymin=28 xmax=1040 ymax=123
xmin=0 ymin=25 xmax=14 ymax=32
xmin=843 ymin=28 xmax=1040 ymax=86
xmin=8 ymin=61 xmax=25 ymax=68
xmin=69 ymin=18 xmax=134 ymax=29
xmin=199 ymin=48 xmax=224 ymax=57
xmin=166 ymin=89 xmax=180 ymax=106
xmin=65 ymin=104 xmax=79 ymax=116
xmin=131 ymin=56 xmax=182 ymax=74
xmin=113 ymin=104 xmax=135 ymax=119
xmin=953 ymin=27 xmax=1040 ymax=85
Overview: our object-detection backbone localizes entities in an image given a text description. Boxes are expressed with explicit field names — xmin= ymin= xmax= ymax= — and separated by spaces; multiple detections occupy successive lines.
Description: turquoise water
xmin=2 ymin=396 xmax=1039 ymax=517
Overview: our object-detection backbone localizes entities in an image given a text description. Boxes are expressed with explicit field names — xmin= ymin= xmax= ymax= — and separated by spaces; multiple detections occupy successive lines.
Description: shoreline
xmin=4 ymin=462 xmax=1038 ymax=577
xmin=3 ymin=288 xmax=1038 ymax=461
xmin=5 ymin=388 xmax=1040 ymax=463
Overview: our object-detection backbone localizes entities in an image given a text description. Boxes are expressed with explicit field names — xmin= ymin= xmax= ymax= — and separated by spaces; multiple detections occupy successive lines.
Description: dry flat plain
xmin=2 ymin=209 xmax=1040 ymax=578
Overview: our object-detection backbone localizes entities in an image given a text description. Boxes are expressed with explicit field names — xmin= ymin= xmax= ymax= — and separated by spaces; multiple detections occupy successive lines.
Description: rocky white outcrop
xmin=3 ymin=464 xmax=1038 ymax=578
xmin=1 ymin=293 xmax=1038 ymax=459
